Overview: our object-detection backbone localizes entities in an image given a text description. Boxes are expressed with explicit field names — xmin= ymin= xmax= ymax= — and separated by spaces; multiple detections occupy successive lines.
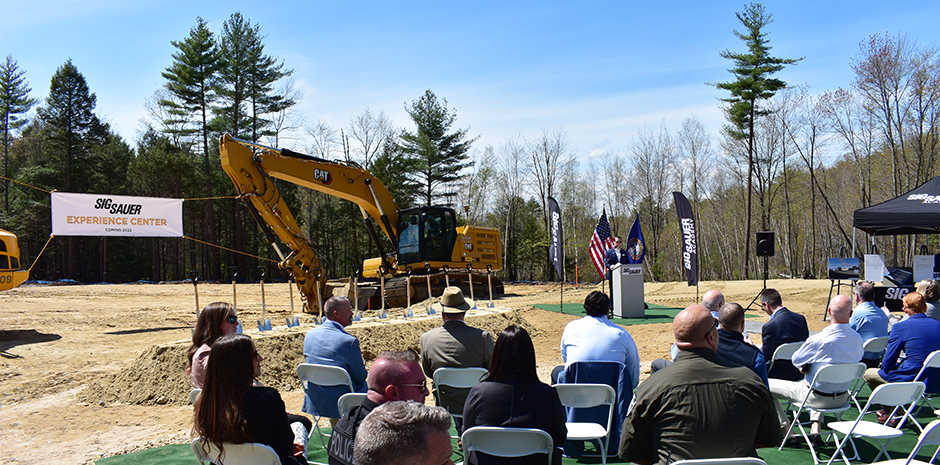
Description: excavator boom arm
xmin=220 ymin=134 xmax=400 ymax=242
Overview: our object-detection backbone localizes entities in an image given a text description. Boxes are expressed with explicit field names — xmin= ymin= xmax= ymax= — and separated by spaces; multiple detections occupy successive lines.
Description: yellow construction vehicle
xmin=0 ymin=228 xmax=28 ymax=291
xmin=219 ymin=134 xmax=502 ymax=312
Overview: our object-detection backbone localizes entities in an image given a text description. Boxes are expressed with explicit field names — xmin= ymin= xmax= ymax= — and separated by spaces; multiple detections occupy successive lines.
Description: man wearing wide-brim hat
xmin=420 ymin=286 xmax=495 ymax=430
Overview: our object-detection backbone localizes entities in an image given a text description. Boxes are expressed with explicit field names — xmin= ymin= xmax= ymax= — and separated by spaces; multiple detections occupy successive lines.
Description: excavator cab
xmin=0 ymin=229 xmax=28 ymax=291
xmin=396 ymin=206 xmax=458 ymax=265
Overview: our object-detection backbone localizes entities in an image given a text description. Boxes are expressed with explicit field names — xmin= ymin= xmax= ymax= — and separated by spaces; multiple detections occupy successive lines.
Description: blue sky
xmin=5 ymin=1 xmax=940 ymax=164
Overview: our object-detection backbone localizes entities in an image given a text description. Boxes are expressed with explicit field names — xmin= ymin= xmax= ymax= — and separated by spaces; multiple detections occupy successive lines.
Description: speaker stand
xmin=746 ymin=255 xmax=770 ymax=310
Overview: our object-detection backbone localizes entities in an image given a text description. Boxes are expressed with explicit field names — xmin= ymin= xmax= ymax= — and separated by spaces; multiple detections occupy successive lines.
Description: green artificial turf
xmin=533 ymin=302 xmax=684 ymax=326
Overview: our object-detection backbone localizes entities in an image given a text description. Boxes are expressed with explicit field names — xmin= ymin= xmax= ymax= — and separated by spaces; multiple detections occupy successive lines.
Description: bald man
xmin=769 ymin=295 xmax=863 ymax=436
xmin=328 ymin=350 xmax=429 ymax=465
xmin=650 ymin=289 xmax=725 ymax=373
xmin=619 ymin=305 xmax=782 ymax=465
xmin=702 ymin=289 xmax=725 ymax=318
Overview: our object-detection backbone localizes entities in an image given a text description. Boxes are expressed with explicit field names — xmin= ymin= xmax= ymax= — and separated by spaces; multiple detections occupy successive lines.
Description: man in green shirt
xmin=619 ymin=305 xmax=783 ymax=465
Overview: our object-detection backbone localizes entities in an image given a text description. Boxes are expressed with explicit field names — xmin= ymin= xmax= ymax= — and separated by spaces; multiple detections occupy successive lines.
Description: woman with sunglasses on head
xmin=194 ymin=333 xmax=311 ymax=465
xmin=187 ymin=302 xmax=239 ymax=389
xmin=462 ymin=325 xmax=567 ymax=465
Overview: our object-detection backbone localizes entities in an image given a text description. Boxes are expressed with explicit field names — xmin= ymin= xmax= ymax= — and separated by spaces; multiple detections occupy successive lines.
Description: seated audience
xmin=650 ymin=289 xmax=724 ymax=373
xmin=759 ymin=288 xmax=809 ymax=381
xmin=328 ymin=350 xmax=428 ymax=465
xmin=716 ymin=302 xmax=768 ymax=386
xmin=864 ymin=291 xmax=940 ymax=422
xmin=769 ymin=295 xmax=863 ymax=435
xmin=463 ymin=325 xmax=567 ymax=465
xmin=193 ymin=334 xmax=311 ymax=465
xmin=916 ymin=279 xmax=940 ymax=322
xmin=186 ymin=302 xmax=239 ymax=389
xmin=303 ymin=296 xmax=368 ymax=421
xmin=420 ymin=286 xmax=494 ymax=430
xmin=353 ymin=400 xmax=454 ymax=465
xmin=553 ymin=290 xmax=639 ymax=387
xmin=849 ymin=281 xmax=890 ymax=367
xmin=619 ymin=305 xmax=782 ymax=465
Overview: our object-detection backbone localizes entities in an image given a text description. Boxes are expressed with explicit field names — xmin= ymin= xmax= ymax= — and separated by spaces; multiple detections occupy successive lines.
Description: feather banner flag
xmin=673 ymin=191 xmax=699 ymax=286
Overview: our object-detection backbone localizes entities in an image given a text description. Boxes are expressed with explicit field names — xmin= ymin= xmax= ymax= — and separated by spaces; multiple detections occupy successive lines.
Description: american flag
xmin=589 ymin=209 xmax=615 ymax=278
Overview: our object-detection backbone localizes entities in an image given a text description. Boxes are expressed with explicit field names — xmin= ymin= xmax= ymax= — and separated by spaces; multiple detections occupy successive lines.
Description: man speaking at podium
xmin=605 ymin=235 xmax=629 ymax=299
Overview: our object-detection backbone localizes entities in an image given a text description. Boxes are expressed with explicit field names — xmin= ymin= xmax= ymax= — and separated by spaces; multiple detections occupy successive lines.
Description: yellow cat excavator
xmin=0 ymin=228 xmax=28 ymax=291
xmin=219 ymin=134 xmax=502 ymax=312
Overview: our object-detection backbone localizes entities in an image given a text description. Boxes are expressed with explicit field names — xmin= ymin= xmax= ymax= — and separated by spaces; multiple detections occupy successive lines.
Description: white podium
xmin=612 ymin=263 xmax=645 ymax=318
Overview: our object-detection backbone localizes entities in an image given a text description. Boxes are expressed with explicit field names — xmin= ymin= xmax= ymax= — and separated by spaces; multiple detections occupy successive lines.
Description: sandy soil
xmin=0 ymin=278 xmax=841 ymax=464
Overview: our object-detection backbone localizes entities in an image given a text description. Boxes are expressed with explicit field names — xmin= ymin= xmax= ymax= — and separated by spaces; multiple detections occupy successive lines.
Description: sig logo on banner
xmin=95 ymin=197 xmax=143 ymax=215
xmin=885 ymin=287 xmax=910 ymax=300
xmin=51 ymin=192 xmax=183 ymax=237
xmin=314 ymin=168 xmax=332 ymax=185
xmin=873 ymin=286 xmax=913 ymax=311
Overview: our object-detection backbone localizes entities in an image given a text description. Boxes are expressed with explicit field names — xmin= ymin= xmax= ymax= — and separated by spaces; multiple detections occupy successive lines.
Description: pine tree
xmin=714 ymin=3 xmax=801 ymax=278
xmin=161 ymin=17 xmax=222 ymax=277
xmin=397 ymin=90 xmax=476 ymax=206
xmin=37 ymin=59 xmax=104 ymax=277
xmin=0 ymin=55 xmax=38 ymax=220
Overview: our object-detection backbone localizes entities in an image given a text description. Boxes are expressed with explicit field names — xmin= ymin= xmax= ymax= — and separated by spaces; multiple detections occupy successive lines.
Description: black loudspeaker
xmin=756 ymin=231 xmax=775 ymax=257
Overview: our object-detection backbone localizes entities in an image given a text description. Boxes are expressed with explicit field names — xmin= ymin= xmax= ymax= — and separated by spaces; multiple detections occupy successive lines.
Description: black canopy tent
xmin=854 ymin=176 xmax=940 ymax=236
xmin=851 ymin=177 xmax=940 ymax=308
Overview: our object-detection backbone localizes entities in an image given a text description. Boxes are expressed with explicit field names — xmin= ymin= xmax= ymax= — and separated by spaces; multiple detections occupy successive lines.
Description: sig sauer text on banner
xmin=51 ymin=192 xmax=183 ymax=237
xmin=547 ymin=196 xmax=564 ymax=279
xmin=673 ymin=191 xmax=698 ymax=286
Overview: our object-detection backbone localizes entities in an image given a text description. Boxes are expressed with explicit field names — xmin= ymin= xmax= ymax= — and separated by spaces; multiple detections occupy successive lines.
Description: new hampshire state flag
xmin=626 ymin=214 xmax=646 ymax=264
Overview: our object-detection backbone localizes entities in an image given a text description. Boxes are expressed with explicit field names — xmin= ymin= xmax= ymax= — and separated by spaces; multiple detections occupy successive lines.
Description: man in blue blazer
xmin=605 ymin=236 xmax=629 ymax=298
xmin=759 ymin=288 xmax=808 ymax=381
xmin=303 ymin=296 xmax=369 ymax=421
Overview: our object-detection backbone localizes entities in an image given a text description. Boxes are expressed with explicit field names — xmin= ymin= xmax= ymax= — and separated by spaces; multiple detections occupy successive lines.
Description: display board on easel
xmin=825 ymin=257 xmax=859 ymax=321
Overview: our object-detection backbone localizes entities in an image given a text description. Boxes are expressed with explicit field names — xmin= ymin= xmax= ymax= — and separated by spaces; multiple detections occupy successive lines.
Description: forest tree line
xmin=1 ymin=10 xmax=938 ymax=285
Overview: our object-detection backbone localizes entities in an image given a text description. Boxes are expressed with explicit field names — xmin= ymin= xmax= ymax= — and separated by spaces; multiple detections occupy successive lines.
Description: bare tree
xmin=305 ymin=120 xmax=339 ymax=159
xmin=263 ymin=78 xmax=305 ymax=148
xmin=458 ymin=145 xmax=497 ymax=224
xmin=852 ymin=33 xmax=913 ymax=197
xmin=527 ymin=127 xmax=571 ymax=280
xmin=818 ymin=88 xmax=878 ymax=208
xmin=676 ymin=116 xmax=714 ymax=202
xmin=629 ymin=122 xmax=675 ymax=278
xmin=347 ymin=108 xmax=394 ymax=169
xmin=496 ymin=135 xmax=527 ymax=280
xmin=598 ymin=152 xmax=632 ymax=233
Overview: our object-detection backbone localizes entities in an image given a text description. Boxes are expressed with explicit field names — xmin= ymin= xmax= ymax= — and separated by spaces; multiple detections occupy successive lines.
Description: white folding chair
xmin=892 ymin=350 xmax=940 ymax=432
xmin=851 ymin=337 xmax=891 ymax=405
xmin=825 ymin=382 xmax=927 ymax=465
xmin=191 ymin=438 xmax=282 ymax=465
xmin=672 ymin=458 xmax=768 ymax=465
xmin=337 ymin=392 xmax=368 ymax=417
xmin=768 ymin=341 xmax=804 ymax=374
xmin=461 ymin=426 xmax=554 ymax=464
xmin=432 ymin=366 xmax=488 ymax=435
xmin=553 ymin=383 xmax=616 ymax=465
xmin=768 ymin=341 xmax=804 ymax=411
xmin=778 ymin=363 xmax=866 ymax=464
xmin=296 ymin=363 xmax=354 ymax=448
xmin=870 ymin=419 xmax=940 ymax=465
xmin=190 ymin=388 xmax=202 ymax=405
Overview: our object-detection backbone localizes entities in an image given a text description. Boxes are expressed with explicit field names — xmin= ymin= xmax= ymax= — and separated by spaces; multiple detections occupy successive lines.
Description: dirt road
xmin=0 ymin=279 xmax=838 ymax=464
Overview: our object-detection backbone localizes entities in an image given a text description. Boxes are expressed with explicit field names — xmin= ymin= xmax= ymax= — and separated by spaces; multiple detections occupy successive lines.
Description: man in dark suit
xmin=605 ymin=235 xmax=629 ymax=298
xmin=759 ymin=288 xmax=809 ymax=381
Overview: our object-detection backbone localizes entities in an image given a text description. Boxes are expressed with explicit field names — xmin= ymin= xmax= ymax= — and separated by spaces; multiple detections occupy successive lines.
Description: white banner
xmin=51 ymin=192 xmax=183 ymax=237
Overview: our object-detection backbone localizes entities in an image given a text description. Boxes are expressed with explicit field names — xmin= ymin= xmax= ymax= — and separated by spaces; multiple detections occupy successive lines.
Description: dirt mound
xmin=78 ymin=308 xmax=535 ymax=406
